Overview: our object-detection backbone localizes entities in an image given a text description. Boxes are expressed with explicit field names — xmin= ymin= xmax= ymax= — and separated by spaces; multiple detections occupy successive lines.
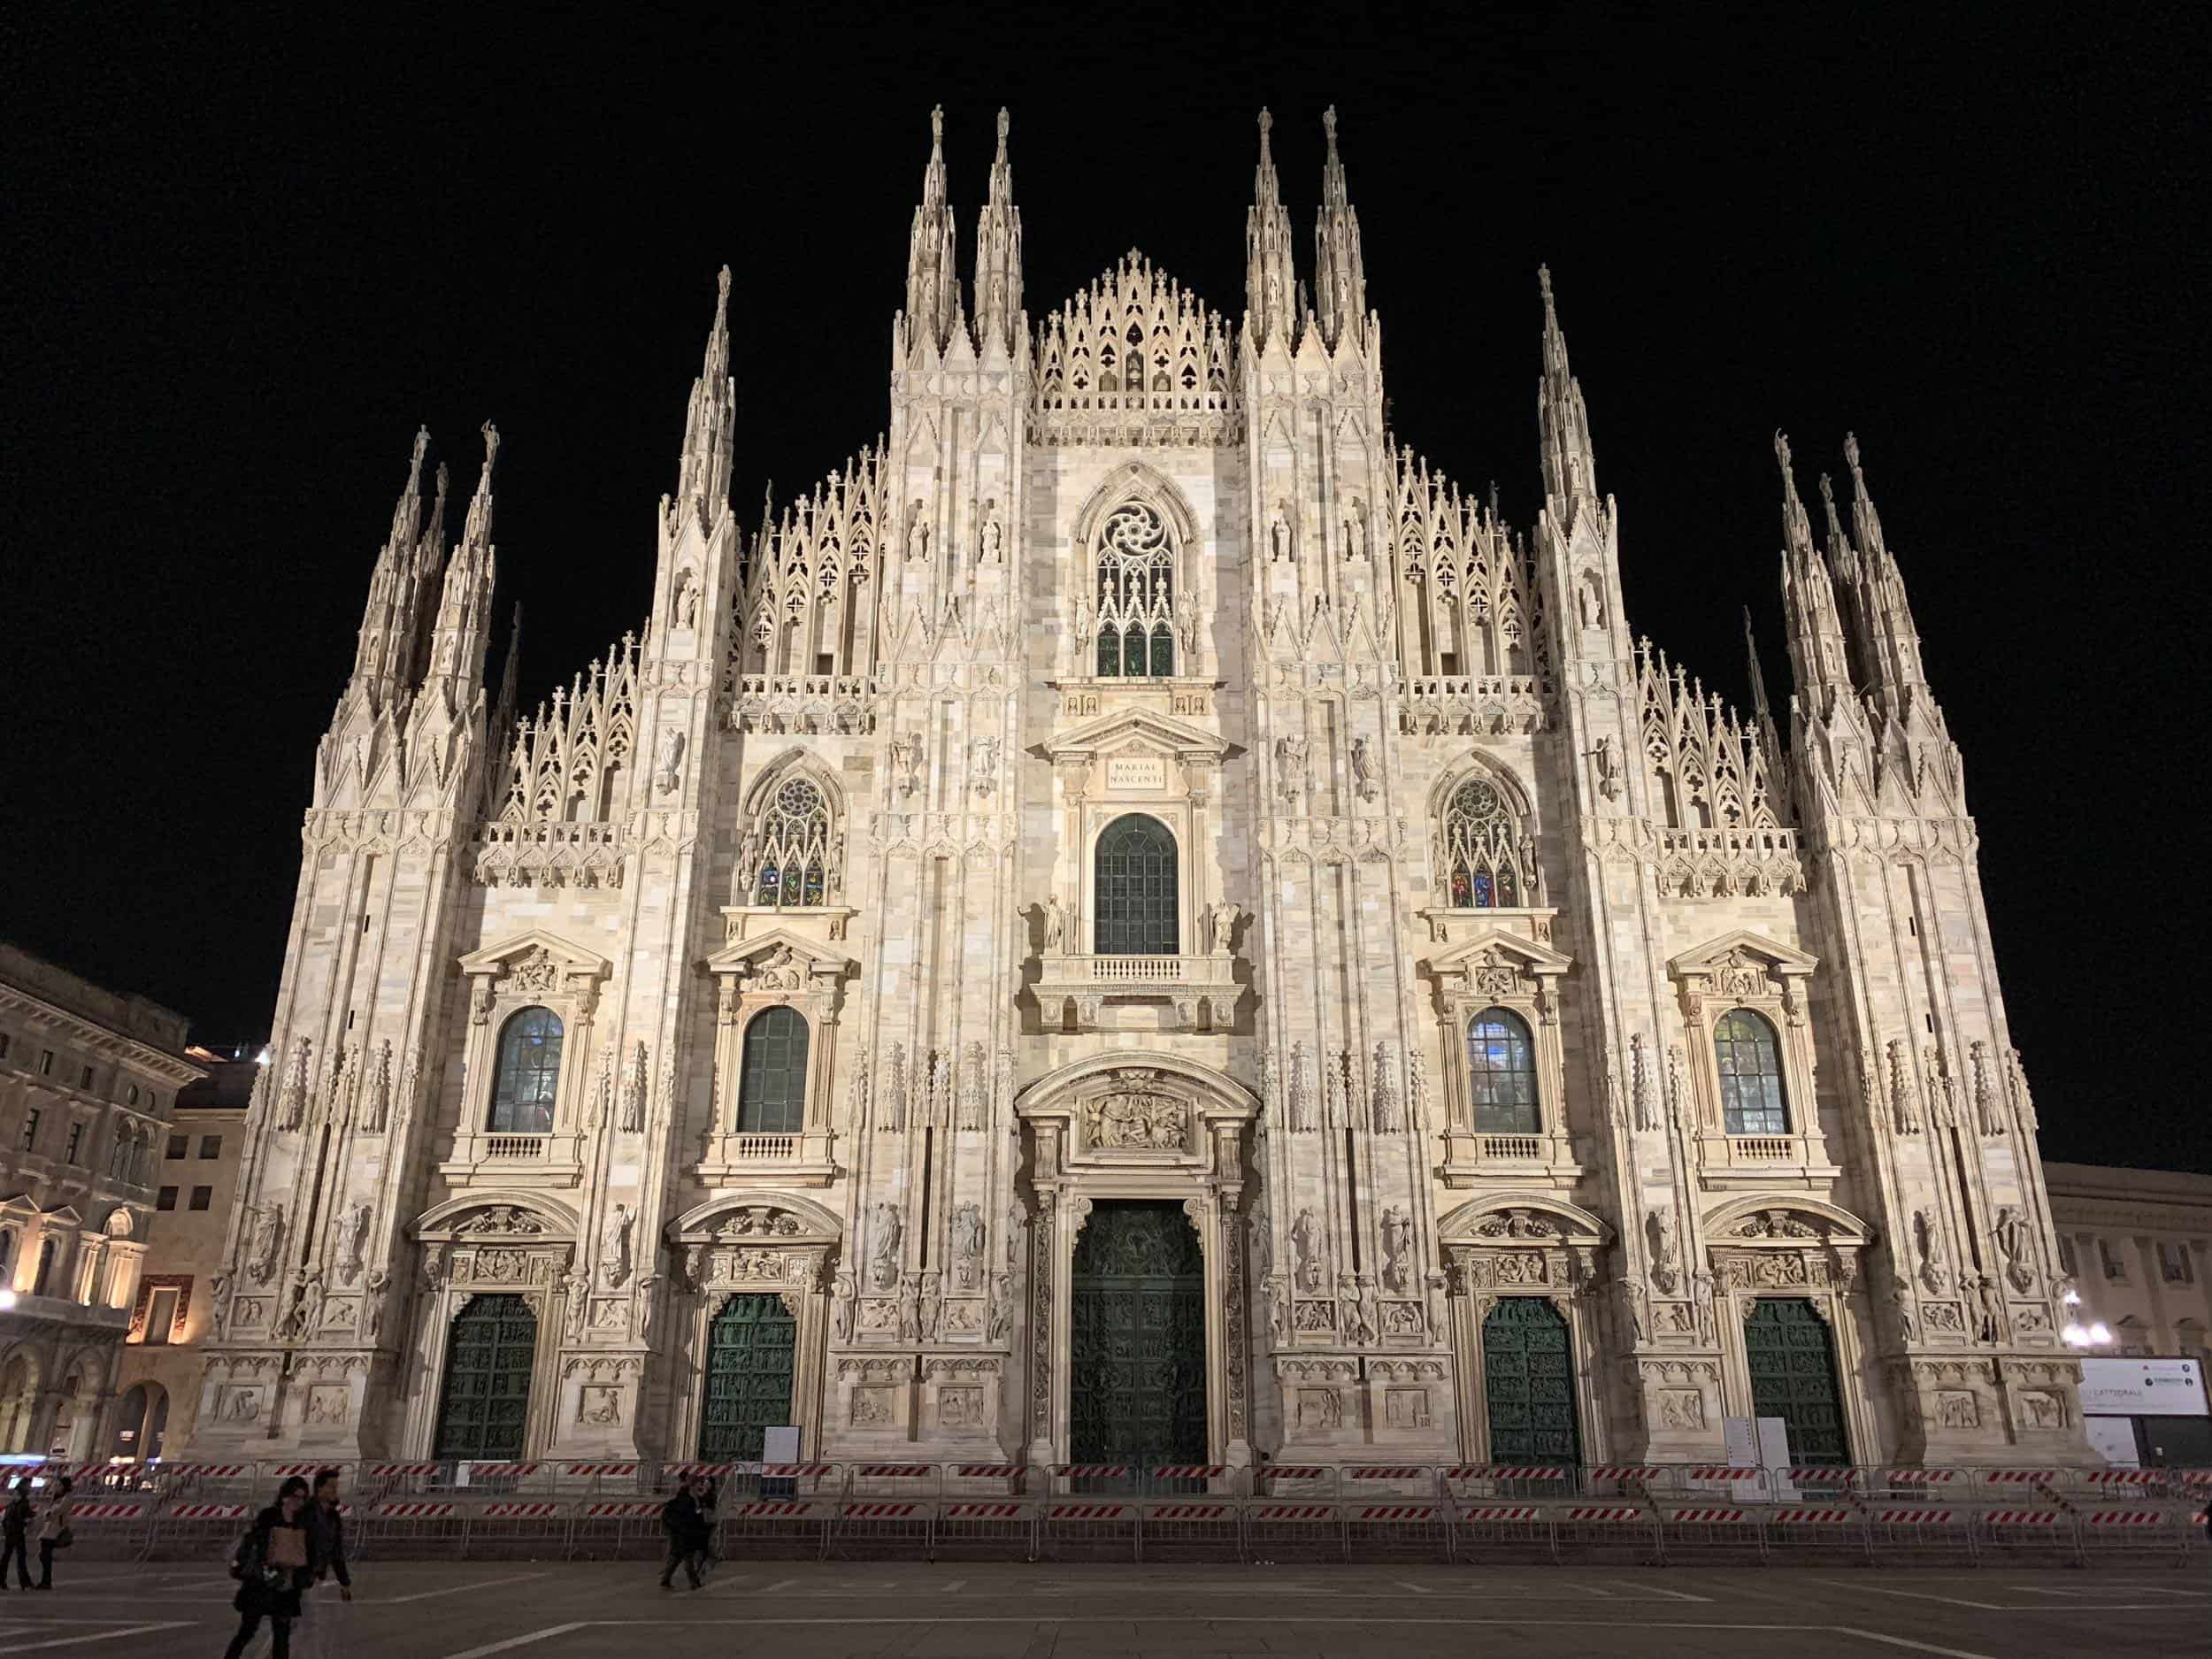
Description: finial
xmin=717 ymin=265 xmax=732 ymax=301
xmin=1537 ymin=264 xmax=1555 ymax=313
xmin=1844 ymin=431 xmax=1863 ymax=480
xmin=480 ymin=421 xmax=501 ymax=468
xmin=996 ymin=106 xmax=1010 ymax=154
xmin=410 ymin=426 xmax=430 ymax=477
xmin=1323 ymin=104 xmax=1339 ymax=157
xmin=1817 ymin=472 xmax=1834 ymax=508
xmin=1259 ymin=107 xmax=1273 ymax=139
xmin=930 ymin=104 xmax=944 ymax=147
xmin=1773 ymin=428 xmax=1793 ymax=478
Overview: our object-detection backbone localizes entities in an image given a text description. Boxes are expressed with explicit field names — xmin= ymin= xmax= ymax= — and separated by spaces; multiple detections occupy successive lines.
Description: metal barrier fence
xmin=30 ymin=1458 xmax=2211 ymax=1568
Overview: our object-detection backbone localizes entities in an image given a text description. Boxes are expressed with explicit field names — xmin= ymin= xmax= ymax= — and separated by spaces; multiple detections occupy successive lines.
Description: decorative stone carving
xmin=1886 ymin=1039 xmax=1922 ymax=1134
xmin=246 ymin=1203 xmax=285 ymax=1285
xmin=870 ymin=1202 xmax=902 ymax=1289
xmin=1379 ymin=1205 xmax=1413 ymax=1294
xmin=1646 ymin=1206 xmax=1679 ymax=1295
xmin=1081 ymin=1076 xmax=1187 ymax=1150
xmin=1291 ymin=1208 xmax=1323 ymax=1293
xmin=1970 ymin=1041 xmax=2007 ymax=1137
xmin=1913 ymin=1208 xmax=1949 ymax=1294
xmin=601 ymin=1203 xmax=635 ymax=1287
xmin=951 ymin=1202 xmax=986 ymax=1290
xmin=1287 ymin=1041 xmax=1316 ymax=1133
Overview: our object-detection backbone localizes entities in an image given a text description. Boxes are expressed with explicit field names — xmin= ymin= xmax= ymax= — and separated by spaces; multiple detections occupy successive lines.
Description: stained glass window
xmin=736 ymin=1008 xmax=809 ymax=1135
xmin=488 ymin=1007 xmax=563 ymax=1134
xmin=1441 ymin=775 xmax=1530 ymax=909
xmin=1094 ymin=503 xmax=1175 ymax=679
xmin=752 ymin=778 xmax=833 ymax=907
xmin=1094 ymin=813 xmax=1178 ymax=956
xmin=1467 ymin=1007 xmax=1539 ymax=1133
xmin=1715 ymin=1009 xmax=1789 ymax=1135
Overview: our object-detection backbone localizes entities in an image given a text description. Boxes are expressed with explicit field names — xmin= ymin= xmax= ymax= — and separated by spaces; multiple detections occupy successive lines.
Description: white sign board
xmin=2084 ymin=1415 xmax=2140 ymax=1467
xmin=762 ymin=1425 xmax=802 ymax=1463
xmin=2079 ymin=1356 xmax=2208 ymax=1417
xmin=1106 ymin=756 xmax=1168 ymax=791
xmin=1720 ymin=1416 xmax=1795 ymax=1500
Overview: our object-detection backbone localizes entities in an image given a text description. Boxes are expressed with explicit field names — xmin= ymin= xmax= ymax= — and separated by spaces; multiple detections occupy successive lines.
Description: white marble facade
xmin=188 ymin=108 xmax=2093 ymax=1469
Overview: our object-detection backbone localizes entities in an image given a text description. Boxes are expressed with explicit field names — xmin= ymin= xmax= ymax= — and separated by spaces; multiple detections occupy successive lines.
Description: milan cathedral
xmin=189 ymin=108 xmax=2090 ymax=1471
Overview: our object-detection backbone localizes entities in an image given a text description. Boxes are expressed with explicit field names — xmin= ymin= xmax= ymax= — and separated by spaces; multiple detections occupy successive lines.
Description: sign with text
xmin=2079 ymin=1356 xmax=2207 ymax=1417
xmin=1106 ymin=755 xmax=1168 ymax=791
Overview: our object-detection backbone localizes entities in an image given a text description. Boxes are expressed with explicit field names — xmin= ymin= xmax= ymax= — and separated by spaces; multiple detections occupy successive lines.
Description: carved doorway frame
xmin=1016 ymin=1054 xmax=1257 ymax=1471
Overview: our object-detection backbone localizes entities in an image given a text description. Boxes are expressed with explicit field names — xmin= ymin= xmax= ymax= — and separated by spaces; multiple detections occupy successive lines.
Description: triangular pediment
xmin=458 ymin=927 xmax=612 ymax=981
xmin=1426 ymin=926 xmax=1574 ymax=978
xmin=1044 ymin=706 xmax=1229 ymax=763
xmin=1668 ymin=927 xmax=1817 ymax=979
xmin=703 ymin=926 xmax=853 ymax=977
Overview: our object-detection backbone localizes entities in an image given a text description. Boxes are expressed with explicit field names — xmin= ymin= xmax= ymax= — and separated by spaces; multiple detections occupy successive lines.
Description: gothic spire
xmin=1312 ymin=106 xmax=1367 ymax=352
xmin=972 ymin=107 xmax=1024 ymax=358
xmin=422 ymin=422 xmax=501 ymax=695
xmin=1841 ymin=433 xmax=1929 ymax=712
xmin=1244 ymin=109 xmax=1297 ymax=349
xmin=1775 ymin=430 xmax=1852 ymax=705
xmin=1535 ymin=266 xmax=1601 ymax=524
xmin=903 ymin=104 xmax=959 ymax=356
xmin=1745 ymin=605 xmax=1773 ymax=726
xmin=349 ymin=427 xmax=436 ymax=695
xmin=674 ymin=265 xmax=735 ymax=524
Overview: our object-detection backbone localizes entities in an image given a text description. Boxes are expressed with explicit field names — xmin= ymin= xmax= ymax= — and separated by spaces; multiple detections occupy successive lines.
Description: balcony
xmin=1438 ymin=1124 xmax=1581 ymax=1191
xmin=1695 ymin=1129 xmax=1841 ymax=1190
xmin=1401 ymin=675 xmax=1548 ymax=736
xmin=439 ymin=1129 xmax=585 ymax=1189
xmin=694 ymin=1127 xmax=837 ymax=1189
xmin=1654 ymin=826 xmax=1805 ymax=899
xmin=724 ymin=673 xmax=879 ymax=735
xmin=1035 ymin=953 xmax=1240 ymax=1033
xmin=482 ymin=1135 xmax=547 ymax=1161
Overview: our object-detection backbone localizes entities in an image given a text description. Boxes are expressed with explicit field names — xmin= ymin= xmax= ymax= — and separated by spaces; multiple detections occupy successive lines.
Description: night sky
xmin=8 ymin=11 xmax=2200 ymax=1168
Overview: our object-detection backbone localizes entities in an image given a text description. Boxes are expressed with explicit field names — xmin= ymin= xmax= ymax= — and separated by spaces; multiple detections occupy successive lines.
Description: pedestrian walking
xmin=297 ymin=1468 xmax=353 ymax=1657
xmin=225 ymin=1477 xmax=316 ymax=1659
xmin=0 ymin=1479 xmax=33 ymax=1589
xmin=657 ymin=1477 xmax=709 ymax=1590
xmin=696 ymin=1475 xmax=720 ymax=1572
xmin=34 ymin=1476 xmax=73 ymax=1589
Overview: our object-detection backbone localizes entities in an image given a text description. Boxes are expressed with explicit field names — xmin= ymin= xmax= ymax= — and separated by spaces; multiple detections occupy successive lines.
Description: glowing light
xmin=2087 ymin=1322 xmax=2113 ymax=1345
xmin=2062 ymin=1322 xmax=2089 ymax=1347
xmin=2061 ymin=1289 xmax=2082 ymax=1307
xmin=0 ymin=1291 xmax=15 ymax=1311
xmin=256 ymin=1047 xmax=273 ymax=1067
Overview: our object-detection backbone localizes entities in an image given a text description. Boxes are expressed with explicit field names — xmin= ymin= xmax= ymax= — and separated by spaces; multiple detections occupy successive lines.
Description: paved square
xmin=5 ymin=1560 xmax=2205 ymax=1657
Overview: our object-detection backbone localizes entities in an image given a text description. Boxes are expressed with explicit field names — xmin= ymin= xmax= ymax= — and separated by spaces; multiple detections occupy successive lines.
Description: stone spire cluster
xmin=1535 ymin=266 xmax=1601 ymax=530
xmin=1244 ymin=109 xmax=1300 ymax=349
xmin=903 ymin=105 xmax=961 ymax=356
xmin=673 ymin=265 xmax=735 ymax=529
xmin=1310 ymin=106 xmax=1367 ymax=352
xmin=972 ymin=108 xmax=1024 ymax=359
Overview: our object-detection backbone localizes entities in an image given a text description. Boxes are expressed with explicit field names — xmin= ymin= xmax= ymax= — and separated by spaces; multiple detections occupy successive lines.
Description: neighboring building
xmin=0 ymin=941 xmax=203 ymax=1457
xmin=108 ymin=1049 xmax=254 ymax=1459
xmin=195 ymin=109 xmax=2093 ymax=1471
xmin=2044 ymin=1163 xmax=2212 ymax=1362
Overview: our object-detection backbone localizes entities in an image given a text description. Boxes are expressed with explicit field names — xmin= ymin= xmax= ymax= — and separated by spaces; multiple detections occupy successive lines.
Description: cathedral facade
xmin=189 ymin=109 xmax=2091 ymax=1471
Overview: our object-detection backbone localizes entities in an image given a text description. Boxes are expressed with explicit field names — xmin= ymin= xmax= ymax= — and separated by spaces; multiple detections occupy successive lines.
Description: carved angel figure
xmin=1349 ymin=735 xmax=1380 ymax=801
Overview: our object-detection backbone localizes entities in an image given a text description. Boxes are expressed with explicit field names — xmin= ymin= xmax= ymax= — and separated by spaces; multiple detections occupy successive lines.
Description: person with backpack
xmin=298 ymin=1467 xmax=353 ymax=1658
xmin=657 ymin=1476 xmax=708 ymax=1590
xmin=0 ymin=1479 xmax=33 ymax=1590
xmin=34 ymin=1476 xmax=72 ymax=1590
xmin=225 ymin=1476 xmax=316 ymax=1659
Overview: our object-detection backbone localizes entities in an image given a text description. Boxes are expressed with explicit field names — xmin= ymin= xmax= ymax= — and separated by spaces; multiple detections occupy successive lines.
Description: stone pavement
xmin=2 ymin=1560 xmax=2203 ymax=1657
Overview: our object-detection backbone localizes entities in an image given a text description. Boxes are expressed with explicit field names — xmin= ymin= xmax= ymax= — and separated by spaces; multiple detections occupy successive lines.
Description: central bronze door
xmin=1069 ymin=1199 xmax=1207 ymax=1470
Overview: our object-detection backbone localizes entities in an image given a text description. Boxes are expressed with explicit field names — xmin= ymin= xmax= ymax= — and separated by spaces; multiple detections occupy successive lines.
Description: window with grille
xmin=166 ymin=1134 xmax=188 ymax=1160
xmin=1440 ymin=775 xmax=1532 ymax=907
xmin=488 ymin=1007 xmax=563 ymax=1134
xmin=1467 ymin=1008 xmax=1540 ymax=1133
xmin=749 ymin=778 xmax=833 ymax=907
xmin=1715 ymin=1009 xmax=1790 ymax=1135
xmin=1093 ymin=814 xmax=1179 ymax=955
xmin=1093 ymin=503 xmax=1177 ymax=678
xmin=736 ymin=1009 xmax=810 ymax=1134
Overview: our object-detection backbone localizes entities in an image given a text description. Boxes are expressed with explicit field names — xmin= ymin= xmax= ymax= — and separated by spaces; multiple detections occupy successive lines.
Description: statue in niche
xmin=951 ymin=1202 xmax=986 ymax=1289
xmin=1646 ymin=1206 xmax=1679 ymax=1294
xmin=1578 ymin=572 xmax=1605 ymax=631
xmin=895 ymin=1273 xmax=922 ymax=1341
xmin=1379 ymin=1206 xmax=1413 ymax=1294
xmin=675 ymin=566 xmax=701 ymax=629
xmin=1041 ymin=894 xmax=1068 ymax=952
xmin=338 ymin=1202 xmax=372 ymax=1286
xmin=1260 ymin=1278 xmax=1287 ymax=1346
xmin=918 ymin=1271 xmax=942 ymax=1340
xmin=360 ymin=1270 xmax=389 ymax=1342
xmin=1341 ymin=1273 xmax=1379 ymax=1346
xmin=980 ymin=501 xmax=1003 ymax=565
xmin=1692 ymin=1271 xmax=1717 ymax=1344
xmin=602 ymin=1203 xmax=635 ymax=1288
xmin=832 ymin=1272 xmax=857 ymax=1343
xmin=1202 ymin=901 xmax=1240 ymax=956
xmin=1270 ymin=504 xmax=1290 ymax=563
xmin=987 ymin=1273 xmax=1012 ymax=1343
xmin=562 ymin=1268 xmax=589 ymax=1343
xmin=903 ymin=503 xmax=928 ymax=563
xmin=870 ymin=1202 xmax=903 ymax=1289
xmin=247 ymin=1205 xmax=285 ymax=1285
xmin=1588 ymin=734 xmax=1624 ymax=803
xmin=1913 ymin=1208 xmax=1949 ymax=1294
xmin=654 ymin=727 xmax=686 ymax=795
xmin=969 ymin=736 xmax=1000 ymax=799
xmin=1291 ymin=1208 xmax=1322 ymax=1293
xmin=1349 ymin=735 xmax=1380 ymax=802
xmin=1274 ymin=735 xmax=1308 ymax=806
xmin=888 ymin=733 xmax=923 ymax=798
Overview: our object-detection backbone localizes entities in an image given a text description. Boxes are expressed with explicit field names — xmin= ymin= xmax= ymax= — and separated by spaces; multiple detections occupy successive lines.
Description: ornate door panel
xmin=1481 ymin=1296 xmax=1579 ymax=1463
xmin=699 ymin=1293 xmax=797 ymax=1461
xmin=434 ymin=1294 xmax=537 ymax=1460
xmin=1070 ymin=1201 xmax=1206 ymax=1469
xmin=1744 ymin=1296 xmax=1846 ymax=1465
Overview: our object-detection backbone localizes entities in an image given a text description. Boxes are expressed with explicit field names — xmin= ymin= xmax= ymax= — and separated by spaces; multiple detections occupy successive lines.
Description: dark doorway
xmin=1069 ymin=1199 xmax=1207 ymax=1469
xmin=1744 ymin=1296 xmax=1847 ymax=1464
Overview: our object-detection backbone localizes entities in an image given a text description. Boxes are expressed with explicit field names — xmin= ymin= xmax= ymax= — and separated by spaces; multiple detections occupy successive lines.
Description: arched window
xmin=736 ymin=1009 xmax=810 ymax=1135
xmin=1094 ymin=813 xmax=1178 ymax=956
xmin=750 ymin=778 xmax=833 ymax=907
xmin=1467 ymin=1008 xmax=1540 ymax=1133
xmin=488 ymin=1008 xmax=564 ymax=1134
xmin=1715 ymin=1009 xmax=1789 ymax=1135
xmin=1441 ymin=775 xmax=1530 ymax=908
xmin=1094 ymin=503 xmax=1176 ymax=678
xmin=33 ymin=1240 xmax=56 ymax=1298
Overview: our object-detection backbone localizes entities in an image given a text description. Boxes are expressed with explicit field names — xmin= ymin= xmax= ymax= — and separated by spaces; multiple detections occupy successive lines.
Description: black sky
xmin=5 ymin=7 xmax=2201 ymax=1167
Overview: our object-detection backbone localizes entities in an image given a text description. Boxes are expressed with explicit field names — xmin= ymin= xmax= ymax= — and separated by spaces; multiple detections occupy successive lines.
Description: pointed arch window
xmin=1715 ymin=1009 xmax=1789 ymax=1135
xmin=1441 ymin=774 xmax=1533 ymax=907
xmin=1094 ymin=813 xmax=1179 ymax=955
xmin=736 ymin=1008 xmax=810 ymax=1135
xmin=1467 ymin=1008 xmax=1540 ymax=1133
xmin=1094 ymin=503 xmax=1176 ymax=678
xmin=751 ymin=778 xmax=833 ymax=907
xmin=487 ymin=1007 xmax=563 ymax=1135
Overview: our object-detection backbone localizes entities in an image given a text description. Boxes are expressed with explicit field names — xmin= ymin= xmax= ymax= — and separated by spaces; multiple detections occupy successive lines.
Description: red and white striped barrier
xmin=2083 ymin=1470 xmax=2163 ymax=1486
xmin=1148 ymin=1503 xmax=1233 ymax=1519
xmin=759 ymin=1464 xmax=833 ymax=1478
xmin=368 ymin=1463 xmax=439 ymax=1477
xmin=849 ymin=1463 xmax=933 ymax=1478
xmin=1874 ymin=1509 xmax=1955 ymax=1525
xmin=952 ymin=1464 xmax=1024 ymax=1478
xmin=1770 ymin=1509 xmax=1857 ymax=1524
xmin=1565 ymin=1507 xmax=1644 ymax=1522
xmin=1346 ymin=1466 xmax=1428 ymax=1480
xmin=1585 ymin=1466 xmax=1667 ymax=1480
xmin=661 ymin=1463 xmax=736 ymax=1478
xmin=1151 ymin=1465 xmax=1227 ymax=1479
xmin=168 ymin=1502 xmax=250 ymax=1519
xmin=1983 ymin=1471 xmax=2060 ymax=1485
xmin=1884 ymin=1468 xmax=1957 ymax=1482
xmin=482 ymin=1502 xmax=561 ymax=1518
xmin=944 ymin=1502 xmax=1025 ymax=1518
xmin=71 ymin=1502 xmax=145 ymax=1520
xmin=1444 ymin=1465 xmax=1571 ymax=1479
xmin=270 ymin=1464 xmax=326 ymax=1477
xmin=730 ymin=1501 xmax=813 ymax=1517
xmin=1048 ymin=1502 xmax=1128 ymax=1518
xmin=841 ymin=1502 xmax=922 ymax=1517
xmin=1259 ymin=1465 xmax=1332 ymax=1479
xmin=1670 ymin=1509 xmax=1747 ymax=1523
xmin=1458 ymin=1506 xmax=1544 ymax=1520
xmin=1683 ymin=1468 xmax=1762 ymax=1481
xmin=1051 ymin=1464 xmax=1128 ymax=1479
xmin=463 ymin=1463 xmax=540 ymax=1478
xmin=1250 ymin=1504 xmax=1333 ymax=1520
xmin=2085 ymin=1510 xmax=2170 ymax=1527
xmin=582 ymin=1502 xmax=661 ymax=1517
xmin=375 ymin=1502 xmax=456 ymax=1518
xmin=157 ymin=1464 xmax=249 ymax=1479
xmin=565 ymin=1463 xmax=638 ymax=1478
xmin=1354 ymin=1504 xmax=1439 ymax=1522
xmin=1984 ymin=1510 xmax=2060 ymax=1525
xmin=1786 ymin=1467 xmax=1855 ymax=1482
